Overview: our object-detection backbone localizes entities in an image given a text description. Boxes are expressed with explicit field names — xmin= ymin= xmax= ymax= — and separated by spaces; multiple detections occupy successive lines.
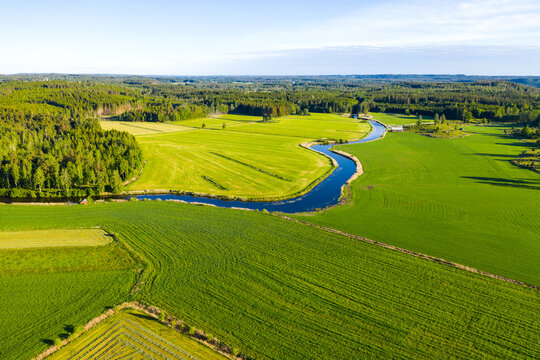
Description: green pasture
xmin=49 ymin=309 xmax=226 ymax=360
xmin=0 ymin=202 xmax=538 ymax=360
xmin=227 ymin=113 xmax=368 ymax=140
xmin=105 ymin=113 xmax=370 ymax=199
xmin=295 ymin=124 xmax=540 ymax=285
xmin=0 ymin=228 xmax=110 ymax=249
xmin=370 ymin=112 xmax=431 ymax=125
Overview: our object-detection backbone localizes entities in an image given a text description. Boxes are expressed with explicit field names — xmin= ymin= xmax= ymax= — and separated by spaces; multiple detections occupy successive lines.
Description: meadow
xmin=101 ymin=113 xmax=370 ymax=199
xmin=49 ymin=309 xmax=226 ymax=360
xmin=0 ymin=202 xmax=538 ymax=360
xmin=0 ymin=226 xmax=139 ymax=359
xmin=295 ymin=121 xmax=540 ymax=285
xmin=370 ymin=112 xmax=432 ymax=126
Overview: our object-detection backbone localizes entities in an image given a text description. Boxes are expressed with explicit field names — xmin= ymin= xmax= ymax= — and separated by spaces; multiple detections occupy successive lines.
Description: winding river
xmin=136 ymin=120 xmax=387 ymax=213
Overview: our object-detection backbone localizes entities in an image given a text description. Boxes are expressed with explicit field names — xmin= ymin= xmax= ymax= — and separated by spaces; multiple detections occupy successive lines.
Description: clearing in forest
xmin=0 ymin=228 xmax=111 ymax=249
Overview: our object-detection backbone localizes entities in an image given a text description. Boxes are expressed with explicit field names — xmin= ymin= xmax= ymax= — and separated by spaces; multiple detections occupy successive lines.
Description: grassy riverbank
xmin=295 ymin=124 xmax=540 ymax=285
xmin=0 ymin=202 xmax=538 ymax=359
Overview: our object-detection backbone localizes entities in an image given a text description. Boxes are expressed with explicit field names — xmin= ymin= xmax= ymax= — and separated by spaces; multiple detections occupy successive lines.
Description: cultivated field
xmin=100 ymin=120 xmax=192 ymax=135
xmin=102 ymin=113 xmax=370 ymax=199
xmin=0 ymin=229 xmax=139 ymax=360
xmin=1 ymin=202 xmax=538 ymax=360
xmin=49 ymin=309 xmax=226 ymax=360
xmin=0 ymin=228 xmax=110 ymax=249
xmin=296 ymin=121 xmax=540 ymax=285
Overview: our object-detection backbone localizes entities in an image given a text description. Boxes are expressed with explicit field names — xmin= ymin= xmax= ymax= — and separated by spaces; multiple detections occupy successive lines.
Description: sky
xmin=1 ymin=0 xmax=539 ymax=75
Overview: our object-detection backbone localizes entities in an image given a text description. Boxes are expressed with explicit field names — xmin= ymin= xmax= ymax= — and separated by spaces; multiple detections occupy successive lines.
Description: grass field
xmin=1 ymin=202 xmax=538 ymax=359
xmin=295 ymin=123 xmax=540 ymax=285
xmin=0 ymin=228 xmax=110 ymax=249
xmin=370 ymin=112 xmax=432 ymax=126
xmin=101 ymin=113 xmax=369 ymax=199
xmin=0 ymin=227 xmax=139 ymax=360
xmin=100 ymin=120 xmax=192 ymax=135
xmin=49 ymin=309 xmax=226 ymax=360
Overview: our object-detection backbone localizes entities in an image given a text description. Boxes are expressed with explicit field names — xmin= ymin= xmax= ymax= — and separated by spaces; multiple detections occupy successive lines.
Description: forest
xmin=0 ymin=77 xmax=538 ymax=197
xmin=117 ymin=78 xmax=540 ymax=124
xmin=0 ymin=82 xmax=142 ymax=197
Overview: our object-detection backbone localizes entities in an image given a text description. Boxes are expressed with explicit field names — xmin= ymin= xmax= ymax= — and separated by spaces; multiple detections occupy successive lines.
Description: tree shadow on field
xmin=496 ymin=141 xmax=537 ymax=148
xmin=462 ymin=176 xmax=540 ymax=190
xmin=41 ymin=338 xmax=54 ymax=346
xmin=470 ymin=153 xmax=516 ymax=158
xmin=130 ymin=312 xmax=157 ymax=321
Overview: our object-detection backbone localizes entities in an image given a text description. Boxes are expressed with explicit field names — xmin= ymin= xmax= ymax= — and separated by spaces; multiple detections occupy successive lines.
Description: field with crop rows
xmin=102 ymin=113 xmax=369 ymax=199
xmin=1 ymin=202 xmax=538 ymax=360
xmin=49 ymin=309 xmax=226 ymax=360
xmin=0 ymin=228 xmax=139 ymax=360
xmin=296 ymin=123 xmax=540 ymax=285
xmin=0 ymin=228 xmax=110 ymax=249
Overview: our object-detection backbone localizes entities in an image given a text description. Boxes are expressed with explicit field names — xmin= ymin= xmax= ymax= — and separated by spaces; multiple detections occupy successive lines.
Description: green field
xmin=102 ymin=113 xmax=370 ymax=199
xmin=295 ymin=123 xmax=540 ymax=285
xmin=0 ymin=202 xmax=538 ymax=360
xmin=0 ymin=228 xmax=110 ymax=249
xmin=49 ymin=309 xmax=226 ymax=360
xmin=100 ymin=120 xmax=192 ymax=135
xmin=0 ymin=231 xmax=138 ymax=360
xmin=370 ymin=112 xmax=432 ymax=126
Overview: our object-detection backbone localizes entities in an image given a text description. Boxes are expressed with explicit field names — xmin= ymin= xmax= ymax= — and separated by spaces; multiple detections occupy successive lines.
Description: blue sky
xmin=1 ymin=0 xmax=539 ymax=75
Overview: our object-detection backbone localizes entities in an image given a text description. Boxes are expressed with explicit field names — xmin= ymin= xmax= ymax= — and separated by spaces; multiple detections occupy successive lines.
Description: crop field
xmin=104 ymin=113 xmax=370 ymax=198
xmin=0 ymin=227 xmax=139 ymax=360
xmin=295 ymin=124 xmax=540 ymax=285
xmin=49 ymin=309 xmax=226 ymax=360
xmin=0 ymin=202 xmax=538 ymax=360
xmin=100 ymin=120 xmax=192 ymax=135
xmin=0 ymin=228 xmax=110 ymax=249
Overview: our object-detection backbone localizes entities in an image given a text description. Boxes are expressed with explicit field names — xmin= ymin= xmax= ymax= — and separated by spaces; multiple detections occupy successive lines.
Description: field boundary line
xmin=275 ymin=214 xmax=539 ymax=290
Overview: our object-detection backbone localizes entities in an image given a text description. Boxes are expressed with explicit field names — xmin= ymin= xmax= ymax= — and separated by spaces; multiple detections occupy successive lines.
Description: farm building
xmin=391 ymin=126 xmax=404 ymax=132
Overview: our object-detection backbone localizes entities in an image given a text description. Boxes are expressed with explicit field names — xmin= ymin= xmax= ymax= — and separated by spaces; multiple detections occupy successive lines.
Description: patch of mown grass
xmin=0 ymin=202 xmax=538 ymax=360
xmin=295 ymin=125 xmax=540 ymax=285
xmin=48 ymin=309 xmax=227 ymax=360
xmin=0 ymin=228 xmax=110 ymax=249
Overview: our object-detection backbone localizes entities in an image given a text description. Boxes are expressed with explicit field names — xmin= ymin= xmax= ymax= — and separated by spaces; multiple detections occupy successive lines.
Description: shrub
xmin=53 ymin=337 xmax=62 ymax=347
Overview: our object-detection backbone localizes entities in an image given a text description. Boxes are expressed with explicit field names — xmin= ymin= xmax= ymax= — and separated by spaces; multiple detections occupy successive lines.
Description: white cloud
xmin=226 ymin=0 xmax=540 ymax=57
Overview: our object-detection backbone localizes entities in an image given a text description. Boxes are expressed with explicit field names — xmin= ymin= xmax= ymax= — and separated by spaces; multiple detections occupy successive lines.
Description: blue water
xmin=136 ymin=120 xmax=387 ymax=213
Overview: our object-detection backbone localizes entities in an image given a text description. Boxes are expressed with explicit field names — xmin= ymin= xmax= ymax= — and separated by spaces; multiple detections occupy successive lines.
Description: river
xmin=136 ymin=120 xmax=387 ymax=213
